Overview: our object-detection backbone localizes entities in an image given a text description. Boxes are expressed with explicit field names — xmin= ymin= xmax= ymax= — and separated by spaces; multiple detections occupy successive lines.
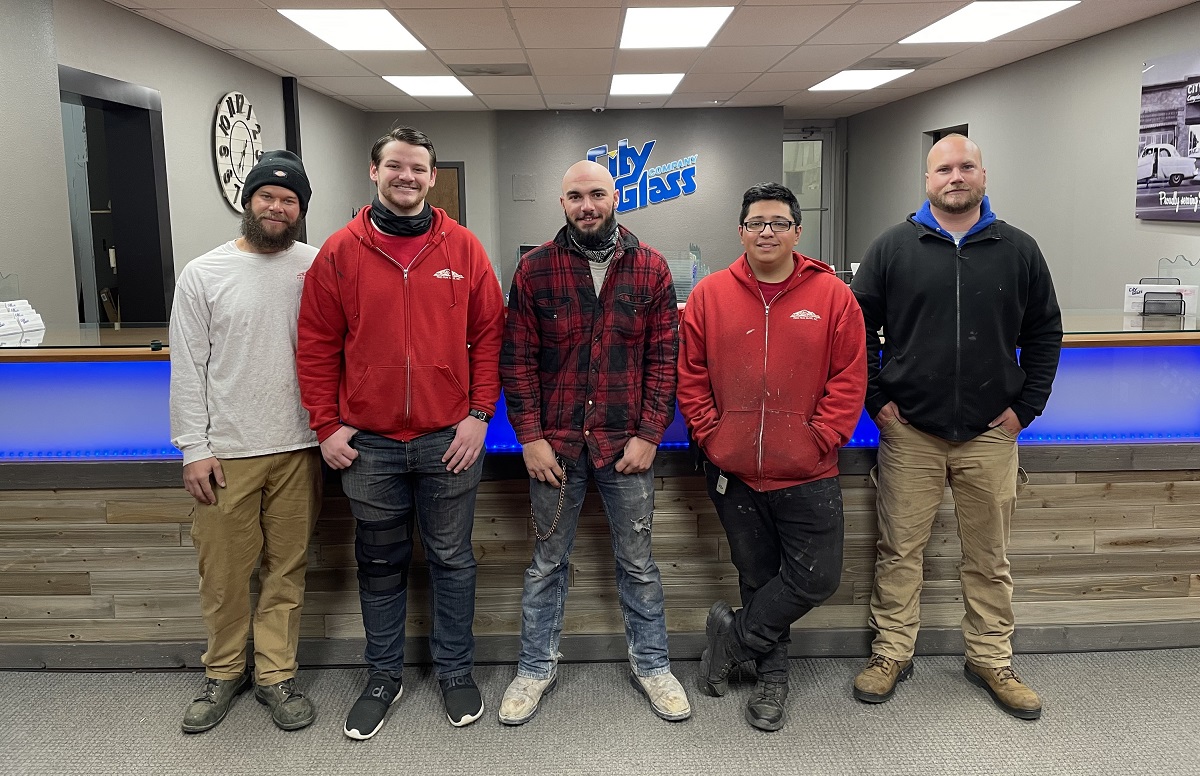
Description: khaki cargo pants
xmin=190 ymin=449 xmax=322 ymax=684
xmin=868 ymin=420 xmax=1021 ymax=667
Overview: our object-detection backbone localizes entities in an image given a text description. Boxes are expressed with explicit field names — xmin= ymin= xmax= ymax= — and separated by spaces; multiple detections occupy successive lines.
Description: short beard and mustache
xmin=928 ymin=185 xmax=984 ymax=215
xmin=240 ymin=207 xmax=302 ymax=252
xmin=565 ymin=211 xmax=617 ymax=249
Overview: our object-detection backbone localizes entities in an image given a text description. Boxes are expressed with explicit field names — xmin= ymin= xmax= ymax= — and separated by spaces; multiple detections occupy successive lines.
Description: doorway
xmin=59 ymin=66 xmax=174 ymax=325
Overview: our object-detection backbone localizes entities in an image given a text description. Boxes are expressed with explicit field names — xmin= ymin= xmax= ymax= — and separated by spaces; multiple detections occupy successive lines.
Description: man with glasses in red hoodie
xmin=677 ymin=182 xmax=866 ymax=732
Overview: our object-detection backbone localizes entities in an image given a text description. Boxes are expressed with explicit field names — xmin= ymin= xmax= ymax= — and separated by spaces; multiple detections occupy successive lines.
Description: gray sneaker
xmin=181 ymin=673 xmax=250 ymax=733
xmin=255 ymin=678 xmax=316 ymax=731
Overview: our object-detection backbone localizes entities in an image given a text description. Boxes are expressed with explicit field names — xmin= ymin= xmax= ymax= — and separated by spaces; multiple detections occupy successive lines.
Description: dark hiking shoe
xmin=255 ymin=678 xmax=315 ymax=731
xmin=181 ymin=672 xmax=249 ymax=733
xmin=698 ymin=600 xmax=738 ymax=697
xmin=745 ymin=680 xmax=789 ymax=732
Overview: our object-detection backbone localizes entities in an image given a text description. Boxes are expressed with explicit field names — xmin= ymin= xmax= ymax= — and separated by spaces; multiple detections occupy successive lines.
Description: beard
xmin=241 ymin=207 xmax=302 ymax=252
xmin=928 ymin=185 xmax=984 ymax=215
xmin=564 ymin=210 xmax=617 ymax=249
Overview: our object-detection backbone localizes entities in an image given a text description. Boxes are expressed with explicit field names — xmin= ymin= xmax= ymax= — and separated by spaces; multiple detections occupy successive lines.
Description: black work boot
xmin=745 ymin=679 xmax=789 ymax=732
xmin=698 ymin=600 xmax=738 ymax=697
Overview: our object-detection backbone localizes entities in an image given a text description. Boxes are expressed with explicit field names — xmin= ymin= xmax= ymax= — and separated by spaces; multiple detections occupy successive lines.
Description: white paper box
xmin=16 ymin=313 xmax=45 ymax=331
xmin=1123 ymin=284 xmax=1200 ymax=315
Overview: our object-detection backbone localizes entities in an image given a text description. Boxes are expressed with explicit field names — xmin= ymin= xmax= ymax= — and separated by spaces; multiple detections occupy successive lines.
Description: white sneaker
xmin=498 ymin=673 xmax=557 ymax=726
xmin=631 ymin=671 xmax=692 ymax=721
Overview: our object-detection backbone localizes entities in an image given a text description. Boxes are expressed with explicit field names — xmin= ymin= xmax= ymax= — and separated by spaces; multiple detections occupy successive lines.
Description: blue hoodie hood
xmin=913 ymin=195 xmax=996 ymax=242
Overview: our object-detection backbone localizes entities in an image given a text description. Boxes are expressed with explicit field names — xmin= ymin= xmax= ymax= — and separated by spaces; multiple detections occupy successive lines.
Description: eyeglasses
xmin=741 ymin=219 xmax=796 ymax=233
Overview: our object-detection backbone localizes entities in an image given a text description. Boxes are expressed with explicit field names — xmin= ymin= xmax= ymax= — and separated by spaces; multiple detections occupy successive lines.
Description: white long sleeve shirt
xmin=169 ymin=240 xmax=318 ymax=465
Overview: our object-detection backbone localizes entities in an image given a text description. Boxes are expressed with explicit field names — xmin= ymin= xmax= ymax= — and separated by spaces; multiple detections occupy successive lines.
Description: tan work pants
xmin=190 ymin=449 xmax=322 ymax=684
xmin=868 ymin=421 xmax=1019 ymax=667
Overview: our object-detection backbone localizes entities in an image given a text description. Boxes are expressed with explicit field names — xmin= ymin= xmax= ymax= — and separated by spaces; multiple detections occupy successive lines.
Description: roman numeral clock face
xmin=213 ymin=91 xmax=262 ymax=213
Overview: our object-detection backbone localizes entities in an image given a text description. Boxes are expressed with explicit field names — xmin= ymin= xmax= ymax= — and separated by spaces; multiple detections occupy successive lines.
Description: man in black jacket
xmin=849 ymin=134 xmax=1062 ymax=720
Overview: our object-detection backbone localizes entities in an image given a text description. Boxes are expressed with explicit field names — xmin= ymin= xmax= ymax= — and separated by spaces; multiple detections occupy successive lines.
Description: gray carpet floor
xmin=2 ymin=649 xmax=1197 ymax=776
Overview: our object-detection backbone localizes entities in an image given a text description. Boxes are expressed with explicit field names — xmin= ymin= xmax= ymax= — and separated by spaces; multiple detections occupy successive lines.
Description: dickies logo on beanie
xmin=241 ymin=150 xmax=312 ymax=214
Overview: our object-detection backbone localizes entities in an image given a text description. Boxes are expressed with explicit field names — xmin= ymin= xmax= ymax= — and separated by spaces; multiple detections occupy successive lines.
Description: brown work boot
xmin=852 ymin=654 xmax=913 ymax=703
xmin=964 ymin=662 xmax=1042 ymax=720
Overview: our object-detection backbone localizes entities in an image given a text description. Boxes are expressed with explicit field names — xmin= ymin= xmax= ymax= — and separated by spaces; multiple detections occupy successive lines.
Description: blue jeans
xmin=340 ymin=428 xmax=482 ymax=680
xmin=705 ymin=463 xmax=844 ymax=682
xmin=517 ymin=450 xmax=671 ymax=680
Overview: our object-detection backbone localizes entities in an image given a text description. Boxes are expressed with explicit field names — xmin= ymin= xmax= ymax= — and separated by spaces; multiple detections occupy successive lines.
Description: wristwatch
xmin=467 ymin=409 xmax=491 ymax=423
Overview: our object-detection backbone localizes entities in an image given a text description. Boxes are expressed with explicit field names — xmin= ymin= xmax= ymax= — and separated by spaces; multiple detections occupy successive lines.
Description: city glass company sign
xmin=587 ymin=138 xmax=698 ymax=213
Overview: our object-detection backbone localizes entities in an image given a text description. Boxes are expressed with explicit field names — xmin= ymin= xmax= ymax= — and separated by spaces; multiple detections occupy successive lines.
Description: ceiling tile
xmin=459 ymin=75 xmax=540 ymax=95
xmin=678 ymin=73 xmax=760 ymax=93
xmin=439 ymin=49 xmax=528 ymax=65
xmin=997 ymin=0 xmax=1190 ymax=41
xmin=393 ymin=9 xmax=520 ymax=49
xmin=132 ymin=8 xmax=236 ymax=51
xmin=770 ymin=43 xmax=886 ymax=72
xmin=507 ymin=0 xmax=620 ymax=5
xmin=384 ymin=0 xmax=504 ymax=7
xmin=537 ymin=75 xmax=612 ymax=94
xmin=479 ymin=94 xmax=548 ymax=109
xmin=136 ymin=0 xmax=263 ymax=8
xmin=690 ymin=45 xmax=795 ymax=74
xmin=745 ymin=72 xmax=825 ymax=91
xmin=926 ymin=40 xmax=1072 ymax=69
xmin=345 ymin=51 xmax=451 ymax=76
xmin=869 ymin=42 xmax=972 ymax=61
xmin=544 ymin=95 xmax=608 ymax=109
xmin=614 ymin=49 xmax=703 ymax=74
xmin=879 ymin=66 xmax=985 ymax=88
xmin=724 ymin=91 xmax=797 ymax=106
xmin=836 ymin=85 xmax=931 ymax=103
xmin=301 ymin=76 xmax=403 ymax=96
xmin=344 ymin=94 xmax=430 ymax=111
xmin=413 ymin=96 xmax=490 ymax=110
xmin=258 ymin=0 xmax=385 ymax=7
xmin=527 ymin=49 xmax=613 ymax=77
xmin=511 ymin=8 xmax=621 ymax=49
xmin=605 ymin=96 xmax=670 ymax=110
xmin=713 ymin=5 xmax=850 ymax=47
xmin=157 ymin=9 xmax=329 ymax=49
xmin=805 ymin=2 xmax=965 ymax=45
xmin=664 ymin=92 xmax=736 ymax=108
xmin=243 ymin=49 xmax=375 ymax=77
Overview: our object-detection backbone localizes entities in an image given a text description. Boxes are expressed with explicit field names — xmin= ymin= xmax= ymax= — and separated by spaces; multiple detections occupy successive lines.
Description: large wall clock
xmin=212 ymin=91 xmax=262 ymax=213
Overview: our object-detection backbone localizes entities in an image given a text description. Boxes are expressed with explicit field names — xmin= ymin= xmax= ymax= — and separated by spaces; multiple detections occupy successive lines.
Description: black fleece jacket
xmin=851 ymin=213 xmax=1062 ymax=442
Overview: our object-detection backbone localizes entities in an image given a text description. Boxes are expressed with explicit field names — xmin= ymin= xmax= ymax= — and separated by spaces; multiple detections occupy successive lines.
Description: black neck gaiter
xmin=370 ymin=197 xmax=433 ymax=236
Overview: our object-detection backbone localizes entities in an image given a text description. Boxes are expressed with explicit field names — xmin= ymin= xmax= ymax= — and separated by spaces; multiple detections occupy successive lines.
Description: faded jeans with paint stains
xmin=516 ymin=450 xmax=672 ymax=680
xmin=705 ymin=464 xmax=845 ymax=683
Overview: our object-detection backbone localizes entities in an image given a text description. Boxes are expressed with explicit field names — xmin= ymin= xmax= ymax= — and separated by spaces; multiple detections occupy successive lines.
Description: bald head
xmin=927 ymin=133 xmax=982 ymax=172
xmin=562 ymin=160 xmax=615 ymax=197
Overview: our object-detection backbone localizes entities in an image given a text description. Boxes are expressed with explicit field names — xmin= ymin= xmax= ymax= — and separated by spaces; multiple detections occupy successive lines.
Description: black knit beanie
xmin=241 ymin=150 xmax=312 ymax=214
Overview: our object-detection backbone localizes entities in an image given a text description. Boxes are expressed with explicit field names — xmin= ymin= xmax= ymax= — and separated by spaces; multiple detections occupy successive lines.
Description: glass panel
xmin=783 ymin=139 xmax=823 ymax=260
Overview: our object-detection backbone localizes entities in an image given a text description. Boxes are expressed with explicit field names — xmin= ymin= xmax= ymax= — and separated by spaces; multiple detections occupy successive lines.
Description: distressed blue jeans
xmin=705 ymin=464 xmax=845 ymax=682
xmin=340 ymin=428 xmax=482 ymax=680
xmin=517 ymin=450 xmax=671 ymax=680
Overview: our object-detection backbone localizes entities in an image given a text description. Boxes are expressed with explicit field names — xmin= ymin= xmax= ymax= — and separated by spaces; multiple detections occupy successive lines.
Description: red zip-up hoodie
xmin=677 ymin=253 xmax=866 ymax=491
xmin=297 ymin=205 xmax=505 ymax=443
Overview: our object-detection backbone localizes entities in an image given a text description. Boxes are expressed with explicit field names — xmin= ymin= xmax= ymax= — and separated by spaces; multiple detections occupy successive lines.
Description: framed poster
xmin=428 ymin=161 xmax=466 ymax=225
xmin=1137 ymin=50 xmax=1200 ymax=221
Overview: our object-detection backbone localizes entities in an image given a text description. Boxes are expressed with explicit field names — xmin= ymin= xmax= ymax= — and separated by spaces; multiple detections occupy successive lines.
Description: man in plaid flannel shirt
xmin=497 ymin=160 xmax=690 ymax=726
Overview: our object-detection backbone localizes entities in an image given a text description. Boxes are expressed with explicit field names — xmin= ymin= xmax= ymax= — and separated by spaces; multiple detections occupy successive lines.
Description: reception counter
xmin=1 ymin=314 xmax=1198 ymax=669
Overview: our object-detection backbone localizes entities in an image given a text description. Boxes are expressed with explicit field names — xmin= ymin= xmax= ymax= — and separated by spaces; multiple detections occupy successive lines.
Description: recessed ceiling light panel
xmin=809 ymin=69 xmax=914 ymax=91
xmin=620 ymin=7 xmax=734 ymax=49
xmin=901 ymin=1 xmax=1080 ymax=44
xmin=610 ymin=73 xmax=686 ymax=95
xmin=384 ymin=76 xmax=473 ymax=97
xmin=278 ymin=9 xmax=424 ymax=51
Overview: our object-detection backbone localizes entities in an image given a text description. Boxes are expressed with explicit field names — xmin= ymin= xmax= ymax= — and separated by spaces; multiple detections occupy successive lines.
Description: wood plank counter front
xmin=2 ymin=318 xmax=1199 ymax=668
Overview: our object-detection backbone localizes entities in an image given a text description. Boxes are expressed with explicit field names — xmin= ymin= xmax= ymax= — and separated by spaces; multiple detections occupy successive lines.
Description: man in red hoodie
xmin=297 ymin=127 xmax=505 ymax=740
xmin=677 ymin=182 xmax=866 ymax=732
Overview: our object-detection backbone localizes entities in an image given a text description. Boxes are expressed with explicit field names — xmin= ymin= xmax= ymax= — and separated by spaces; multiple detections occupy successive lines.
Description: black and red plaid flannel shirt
xmin=500 ymin=225 xmax=679 ymax=468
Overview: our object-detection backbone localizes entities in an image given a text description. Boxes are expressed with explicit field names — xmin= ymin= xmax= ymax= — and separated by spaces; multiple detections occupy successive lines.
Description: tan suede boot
xmin=964 ymin=662 xmax=1042 ymax=720
xmin=852 ymin=654 xmax=913 ymax=703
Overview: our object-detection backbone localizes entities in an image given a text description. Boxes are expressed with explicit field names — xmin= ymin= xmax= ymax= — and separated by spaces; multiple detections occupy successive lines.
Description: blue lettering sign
xmin=586 ymin=138 xmax=698 ymax=213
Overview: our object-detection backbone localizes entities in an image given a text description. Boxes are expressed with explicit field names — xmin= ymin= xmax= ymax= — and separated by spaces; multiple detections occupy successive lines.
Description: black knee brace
xmin=355 ymin=515 xmax=413 ymax=595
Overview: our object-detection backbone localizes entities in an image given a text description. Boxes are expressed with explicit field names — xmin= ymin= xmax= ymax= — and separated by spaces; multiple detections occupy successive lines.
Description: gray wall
xmin=495 ymin=107 xmax=783 ymax=289
xmin=0 ymin=0 xmax=77 ymax=328
xmin=52 ymin=0 xmax=365 ymax=274
xmin=845 ymin=3 xmax=1200 ymax=311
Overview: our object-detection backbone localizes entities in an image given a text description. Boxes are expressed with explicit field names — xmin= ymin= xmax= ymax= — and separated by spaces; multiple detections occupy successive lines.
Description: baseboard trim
xmin=3 ymin=621 xmax=1196 ymax=671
